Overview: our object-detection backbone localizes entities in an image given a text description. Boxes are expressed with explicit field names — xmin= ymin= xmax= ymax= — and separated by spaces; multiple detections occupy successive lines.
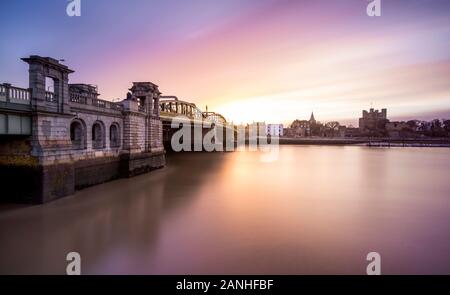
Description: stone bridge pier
xmin=0 ymin=56 xmax=165 ymax=204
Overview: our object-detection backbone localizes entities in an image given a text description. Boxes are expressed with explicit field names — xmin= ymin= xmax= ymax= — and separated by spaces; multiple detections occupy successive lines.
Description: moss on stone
xmin=0 ymin=155 xmax=39 ymax=167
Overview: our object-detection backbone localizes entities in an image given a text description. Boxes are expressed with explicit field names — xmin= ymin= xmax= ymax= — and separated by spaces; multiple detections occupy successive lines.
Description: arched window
xmin=70 ymin=119 xmax=86 ymax=149
xmin=92 ymin=121 xmax=105 ymax=149
xmin=110 ymin=123 xmax=120 ymax=148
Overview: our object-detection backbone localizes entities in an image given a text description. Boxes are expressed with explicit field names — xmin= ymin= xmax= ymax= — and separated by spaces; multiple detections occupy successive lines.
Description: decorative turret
xmin=129 ymin=82 xmax=161 ymax=116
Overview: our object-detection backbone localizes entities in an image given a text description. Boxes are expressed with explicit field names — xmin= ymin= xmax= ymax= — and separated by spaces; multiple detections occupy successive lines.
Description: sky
xmin=1 ymin=0 xmax=449 ymax=125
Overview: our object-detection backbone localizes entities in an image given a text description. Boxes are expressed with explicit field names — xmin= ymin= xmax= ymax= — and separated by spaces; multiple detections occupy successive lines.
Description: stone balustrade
xmin=45 ymin=91 xmax=57 ymax=103
xmin=69 ymin=92 xmax=123 ymax=111
xmin=0 ymin=84 xmax=6 ymax=101
xmin=0 ymin=83 xmax=31 ymax=105
xmin=138 ymin=104 xmax=146 ymax=112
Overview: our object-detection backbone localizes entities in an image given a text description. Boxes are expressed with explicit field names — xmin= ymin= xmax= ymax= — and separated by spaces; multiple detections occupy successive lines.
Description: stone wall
xmin=123 ymin=110 xmax=146 ymax=153
xmin=74 ymin=157 xmax=121 ymax=189
xmin=120 ymin=151 xmax=165 ymax=177
xmin=148 ymin=117 xmax=164 ymax=152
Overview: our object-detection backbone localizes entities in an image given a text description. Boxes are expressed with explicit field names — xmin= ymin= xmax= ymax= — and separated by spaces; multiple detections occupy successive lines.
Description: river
xmin=0 ymin=146 xmax=449 ymax=274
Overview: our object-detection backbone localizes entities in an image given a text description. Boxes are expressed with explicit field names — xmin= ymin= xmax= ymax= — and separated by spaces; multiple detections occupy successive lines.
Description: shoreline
xmin=278 ymin=137 xmax=450 ymax=147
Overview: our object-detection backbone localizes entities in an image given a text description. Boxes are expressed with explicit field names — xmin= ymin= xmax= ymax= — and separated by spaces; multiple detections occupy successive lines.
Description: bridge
xmin=160 ymin=96 xmax=227 ymax=125
xmin=158 ymin=96 xmax=232 ymax=150
xmin=0 ymin=55 xmax=229 ymax=204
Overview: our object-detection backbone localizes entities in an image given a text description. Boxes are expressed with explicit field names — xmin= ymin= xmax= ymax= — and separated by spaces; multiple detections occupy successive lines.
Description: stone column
xmin=148 ymin=90 xmax=163 ymax=153
xmin=28 ymin=62 xmax=46 ymax=111
xmin=58 ymin=72 xmax=72 ymax=114
xmin=122 ymin=98 xmax=144 ymax=154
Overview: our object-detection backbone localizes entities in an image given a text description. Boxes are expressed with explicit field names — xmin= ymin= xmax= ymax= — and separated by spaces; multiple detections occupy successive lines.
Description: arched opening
xmin=70 ymin=119 xmax=86 ymax=149
xmin=92 ymin=121 xmax=105 ymax=149
xmin=110 ymin=123 xmax=120 ymax=148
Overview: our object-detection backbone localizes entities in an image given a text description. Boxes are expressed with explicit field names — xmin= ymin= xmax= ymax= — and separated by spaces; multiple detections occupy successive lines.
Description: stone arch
xmin=70 ymin=118 xmax=87 ymax=149
xmin=92 ymin=120 xmax=106 ymax=149
xmin=109 ymin=122 xmax=121 ymax=148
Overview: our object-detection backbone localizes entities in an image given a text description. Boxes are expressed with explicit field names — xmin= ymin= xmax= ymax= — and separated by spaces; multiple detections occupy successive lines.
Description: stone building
xmin=290 ymin=120 xmax=310 ymax=137
xmin=385 ymin=121 xmax=412 ymax=138
xmin=358 ymin=108 xmax=388 ymax=133
xmin=0 ymin=56 xmax=165 ymax=203
xmin=288 ymin=113 xmax=317 ymax=137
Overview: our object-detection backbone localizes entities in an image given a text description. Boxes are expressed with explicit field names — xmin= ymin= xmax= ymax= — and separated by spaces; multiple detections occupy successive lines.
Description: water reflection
xmin=0 ymin=146 xmax=449 ymax=274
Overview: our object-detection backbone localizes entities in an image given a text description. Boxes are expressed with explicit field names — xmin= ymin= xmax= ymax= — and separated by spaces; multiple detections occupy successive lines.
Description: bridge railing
xmin=0 ymin=84 xmax=125 ymax=112
xmin=92 ymin=98 xmax=107 ymax=108
xmin=160 ymin=99 xmax=204 ymax=121
xmin=138 ymin=103 xmax=146 ymax=112
xmin=69 ymin=93 xmax=87 ymax=104
xmin=69 ymin=92 xmax=123 ymax=111
xmin=45 ymin=91 xmax=58 ymax=103
xmin=203 ymin=112 xmax=227 ymax=125
xmin=0 ymin=83 xmax=31 ymax=105
xmin=159 ymin=97 xmax=228 ymax=126
xmin=0 ymin=84 xmax=6 ymax=101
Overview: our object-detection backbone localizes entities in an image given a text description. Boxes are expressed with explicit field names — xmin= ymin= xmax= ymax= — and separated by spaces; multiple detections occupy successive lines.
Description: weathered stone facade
xmin=0 ymin=56 xmax=165 ymax=204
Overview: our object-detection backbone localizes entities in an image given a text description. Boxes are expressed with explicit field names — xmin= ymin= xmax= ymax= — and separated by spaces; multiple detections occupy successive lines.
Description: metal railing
xmin=159 ymin=97 xmax=227 ymax=124
xmin=160 ymin=99 xmax=204 ymax=120
xmin=203 ymin=112 xmax=227 ymax=125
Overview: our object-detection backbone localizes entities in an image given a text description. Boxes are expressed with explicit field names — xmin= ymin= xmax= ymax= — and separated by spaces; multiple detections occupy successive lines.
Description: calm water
xmin=1 ymin=146 xmax=449 ymax=274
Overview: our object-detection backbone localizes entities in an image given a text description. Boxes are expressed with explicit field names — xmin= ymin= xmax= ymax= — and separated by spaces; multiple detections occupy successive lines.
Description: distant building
xmin=345 ymin=127 xmax=360 ymax=138
xmin=291 ymin=120 xmax=310 ymax=137
xmin=338 ymin=125 xmax=347 ymax=138
xmin=283 ymin=127 xmax=294 ymax=137
xmin=359 ymin=108 xmax=388 ymax=134
xmin=385 ymin=121 xmax=411 ymax=138
xmin=288 ymin=112 xmax=317 ymax=137
xmin=266 ymin=124 xmax=284 ymax=137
